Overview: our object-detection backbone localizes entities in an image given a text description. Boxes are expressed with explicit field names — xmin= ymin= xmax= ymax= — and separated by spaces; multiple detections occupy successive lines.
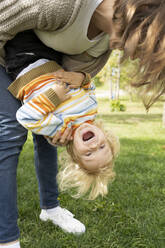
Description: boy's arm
xmin=16 ymin=84 xmax=70 ymax=137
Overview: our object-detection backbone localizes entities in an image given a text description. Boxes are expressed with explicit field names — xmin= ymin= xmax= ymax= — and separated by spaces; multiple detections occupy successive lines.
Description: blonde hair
xmin=57 ymin=122 xmax=120 ymax=200
xmin=113 ymin=0 xmax=165 ymax=110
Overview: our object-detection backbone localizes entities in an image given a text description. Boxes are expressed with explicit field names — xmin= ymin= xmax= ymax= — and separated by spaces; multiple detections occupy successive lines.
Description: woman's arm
xmin=0 ymin=0 xmax=80 ymax=64
xmin=62 ymin=50 xmax=111 ymax=78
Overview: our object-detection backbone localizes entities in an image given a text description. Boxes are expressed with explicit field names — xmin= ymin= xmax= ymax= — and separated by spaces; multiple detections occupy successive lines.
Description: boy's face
xmin=73 ymin=123 xmax=112 ymax=172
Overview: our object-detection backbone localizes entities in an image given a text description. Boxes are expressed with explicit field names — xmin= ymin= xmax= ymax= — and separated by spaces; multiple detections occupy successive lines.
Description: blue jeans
xmin=0 ymin=65 xmax=59 ymax=243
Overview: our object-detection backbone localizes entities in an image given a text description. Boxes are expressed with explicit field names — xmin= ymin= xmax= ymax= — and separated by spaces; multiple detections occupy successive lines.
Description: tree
xmin=95 ymin=50 xmax=139 ymax=101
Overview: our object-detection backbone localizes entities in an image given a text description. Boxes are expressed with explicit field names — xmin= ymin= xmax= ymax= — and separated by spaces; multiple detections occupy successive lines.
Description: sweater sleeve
xmin=62 ymin=50 xmax=112 ymax=77
xmin=16 ymin=91 xmax=62 ymax=137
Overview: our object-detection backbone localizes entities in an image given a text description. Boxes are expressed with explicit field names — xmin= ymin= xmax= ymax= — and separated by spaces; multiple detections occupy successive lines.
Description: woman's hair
xmin=113 ymin=0 xmax=165 ymax=110
xmin=57 ymin=122 xmax=120 ymax=200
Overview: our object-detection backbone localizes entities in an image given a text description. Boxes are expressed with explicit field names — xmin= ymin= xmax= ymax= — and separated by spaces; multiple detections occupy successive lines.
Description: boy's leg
xmin=33 ymin=134 xmax=85 ymax=234
xmin=0 ymin=66 xmax=27 ymax=244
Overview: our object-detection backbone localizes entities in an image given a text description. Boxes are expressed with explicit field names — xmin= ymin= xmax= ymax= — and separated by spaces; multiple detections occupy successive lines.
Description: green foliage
xmin=93 ymin=75 xmax=102 ymax=87
xmin=110 ymin=99 xmax=126 ymax=112
xmin=95 ymin=50 xmax=140 ymax=98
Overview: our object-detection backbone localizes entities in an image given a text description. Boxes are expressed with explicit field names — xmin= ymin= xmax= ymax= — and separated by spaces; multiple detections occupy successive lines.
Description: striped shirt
xmin=16 ymin=74 xmax=98 ymax=137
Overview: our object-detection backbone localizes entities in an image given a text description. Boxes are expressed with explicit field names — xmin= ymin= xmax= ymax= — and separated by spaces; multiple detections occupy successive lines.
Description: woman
xmin=0 ymin=0 xmax=164 ymax=247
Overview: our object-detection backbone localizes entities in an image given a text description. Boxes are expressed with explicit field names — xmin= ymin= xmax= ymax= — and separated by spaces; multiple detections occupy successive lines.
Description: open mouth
xmin=83 ymin=131 xmax=94 ymax=141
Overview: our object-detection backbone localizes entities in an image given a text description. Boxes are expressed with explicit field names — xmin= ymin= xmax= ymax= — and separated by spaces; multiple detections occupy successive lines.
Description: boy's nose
xmin=89 ymin=142 xmax=98 ymax=149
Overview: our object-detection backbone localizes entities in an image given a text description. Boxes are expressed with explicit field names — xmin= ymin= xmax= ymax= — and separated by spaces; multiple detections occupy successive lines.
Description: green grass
xmin=18 ymin=99 xmax=165 ymax=248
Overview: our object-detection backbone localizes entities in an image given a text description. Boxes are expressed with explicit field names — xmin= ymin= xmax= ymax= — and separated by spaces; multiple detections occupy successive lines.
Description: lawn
xmin=18 ymin=99 xmax=165 ymax=248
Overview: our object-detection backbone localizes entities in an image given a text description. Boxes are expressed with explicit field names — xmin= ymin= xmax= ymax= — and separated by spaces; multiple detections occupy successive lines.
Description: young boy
xmin=5 ymin=30 xmax=120 ymax=200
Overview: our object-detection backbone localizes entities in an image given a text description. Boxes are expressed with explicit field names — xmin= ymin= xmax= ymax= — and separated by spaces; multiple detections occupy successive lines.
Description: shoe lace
xmin=55 ymin=207 xmax=74 ymax=218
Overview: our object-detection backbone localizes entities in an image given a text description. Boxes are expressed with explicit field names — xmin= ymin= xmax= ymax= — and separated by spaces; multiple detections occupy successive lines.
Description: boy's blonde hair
xmin=113 ymin=0 xmax=165 ymax=110
xmin=57 ymin=122 xmax=120 ymax=200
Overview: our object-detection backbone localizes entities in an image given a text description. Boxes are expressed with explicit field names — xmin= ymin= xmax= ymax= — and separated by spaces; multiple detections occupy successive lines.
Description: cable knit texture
xmin=0 ymin=0 xmax=111 ymax=77
xmin=0 ymin=0 xmax=82 ymax=65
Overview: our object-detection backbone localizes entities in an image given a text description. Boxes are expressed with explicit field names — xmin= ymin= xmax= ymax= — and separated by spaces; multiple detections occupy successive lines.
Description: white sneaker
xmin=0 ymin=241 xmax=20 ymax=248
xmin=40 ymin=206 xmax=86 ymax=235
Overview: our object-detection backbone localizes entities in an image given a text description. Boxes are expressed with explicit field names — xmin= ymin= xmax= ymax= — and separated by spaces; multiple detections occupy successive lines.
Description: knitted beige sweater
xmin=0 ymin=0 xmax=111 ymax=76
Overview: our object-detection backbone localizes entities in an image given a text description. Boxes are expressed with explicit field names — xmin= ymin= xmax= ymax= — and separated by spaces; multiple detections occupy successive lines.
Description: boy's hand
xmin=52 ymin=127 xmax=73 ymax=146
xmin=52 ymin=83 xmax=70 ymax=102
xmin=53 ymin=69 xmax=85 ymax=88
xmin=45 ymin=127 xmax=73 ymax=146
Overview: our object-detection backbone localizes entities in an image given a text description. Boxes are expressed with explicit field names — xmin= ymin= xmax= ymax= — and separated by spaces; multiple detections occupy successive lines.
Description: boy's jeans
xmin=0 ymin=66 xmax=59 ymax=243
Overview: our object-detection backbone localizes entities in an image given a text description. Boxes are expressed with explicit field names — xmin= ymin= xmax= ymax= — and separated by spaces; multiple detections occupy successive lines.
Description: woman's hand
xmin=53 ymin=69 xmax=85 ymax=88
xmin=52 ymin=83 xmax=71 ymax=102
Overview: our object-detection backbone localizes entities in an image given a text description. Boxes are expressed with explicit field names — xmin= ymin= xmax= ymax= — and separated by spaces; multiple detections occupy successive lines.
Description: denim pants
xmin=0 ymin=65 xmax=59 ymax=243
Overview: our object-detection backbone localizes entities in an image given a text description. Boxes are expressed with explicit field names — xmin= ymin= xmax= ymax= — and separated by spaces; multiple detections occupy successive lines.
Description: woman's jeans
xmin=0 ymin=65 xmax=59 ymax=243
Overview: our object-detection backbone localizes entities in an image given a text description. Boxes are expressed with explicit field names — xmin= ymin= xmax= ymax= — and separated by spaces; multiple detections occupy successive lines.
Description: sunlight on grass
xmin=18 ymin=100 xmax=165 ymax=248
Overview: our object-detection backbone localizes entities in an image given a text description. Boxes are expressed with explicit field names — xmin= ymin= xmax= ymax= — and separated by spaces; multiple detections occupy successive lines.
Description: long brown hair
xmin=113 ymin=0 xmax=165 ymax=109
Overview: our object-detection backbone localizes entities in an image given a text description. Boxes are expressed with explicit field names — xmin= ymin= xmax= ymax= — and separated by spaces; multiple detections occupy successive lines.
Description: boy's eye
xmin=100 ymin=144 xmax=105 ymax=149
xmin=85 ymin=152 xmax=92 ymax=157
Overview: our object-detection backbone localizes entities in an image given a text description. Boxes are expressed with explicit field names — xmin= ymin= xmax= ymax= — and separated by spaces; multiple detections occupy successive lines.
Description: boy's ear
xmin=112 ymin=135 xmax=120 ymax=157
xmin=108 ymin=132 xmax=120 ymax=157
